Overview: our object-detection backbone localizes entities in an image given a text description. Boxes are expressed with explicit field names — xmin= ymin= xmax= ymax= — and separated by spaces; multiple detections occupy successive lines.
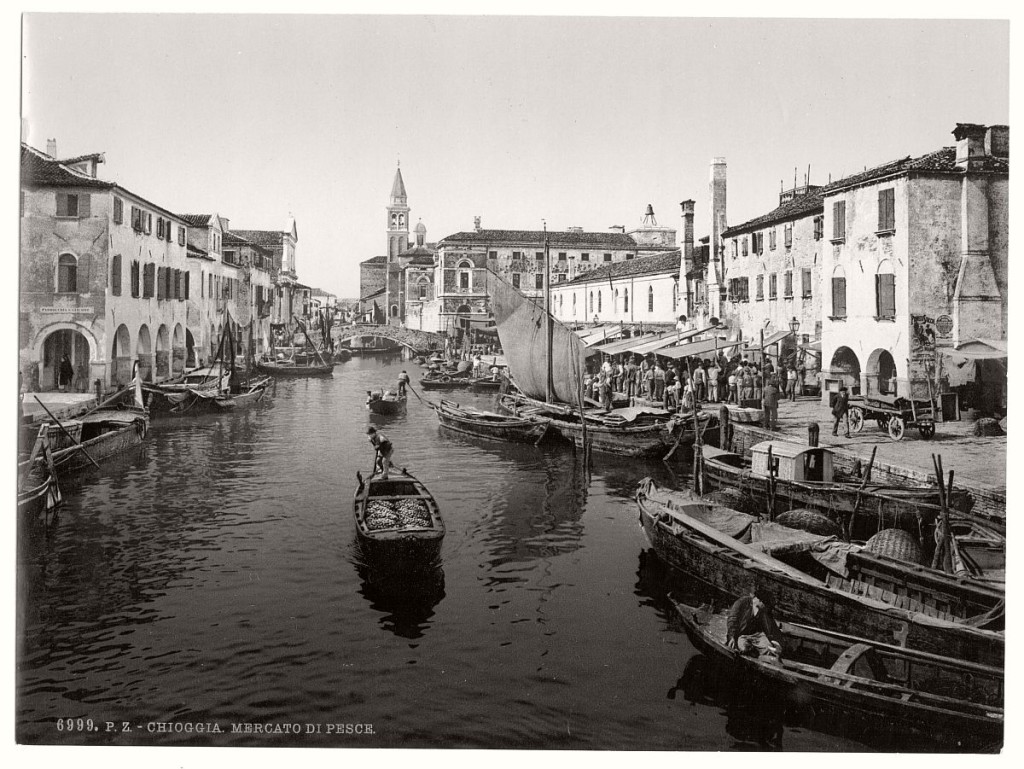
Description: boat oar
xmin=32 ymin=396 xmax=100 ymax=469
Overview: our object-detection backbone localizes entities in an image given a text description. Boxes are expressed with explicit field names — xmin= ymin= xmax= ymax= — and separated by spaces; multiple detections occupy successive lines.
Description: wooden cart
xmin=847 ymin=394 xmax=937 ymax=441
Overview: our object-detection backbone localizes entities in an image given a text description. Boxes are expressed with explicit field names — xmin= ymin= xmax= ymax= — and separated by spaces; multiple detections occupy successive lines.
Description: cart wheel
xmin=876 ymin=418 xmax=888 ymax=431
xmin=848 ymin=406 xmax=865 ymax=434
xmin=887 ymin=416 xmax=905 ymax=441
xmin=918 ymin=423 xmax=935 ymax=439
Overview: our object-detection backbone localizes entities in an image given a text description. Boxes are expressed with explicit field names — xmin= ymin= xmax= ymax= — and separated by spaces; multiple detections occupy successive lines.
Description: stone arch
xmin=172 ymin=323 xmax=186 ymax=376
xmin=185 ymin=328 xmax=197 ymax=368
xmin=155 ymin=324 xmax=171 ymax=379
xmin=137 ymin=324 xmax=154 ymax=382
xmin=829 ymin=345 xmax=861 ymax=394
xmin=865 ymin=347 xmax=898 ymax=397
xmin=111 ymin=323 xmax=133 ymax=387
xmin=33 ymin=323 xmax=96 ymax=392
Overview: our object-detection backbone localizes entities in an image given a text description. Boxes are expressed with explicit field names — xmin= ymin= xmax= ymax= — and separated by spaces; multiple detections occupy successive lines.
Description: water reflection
xmin=355 ymin=563 xmax=446 ymax=639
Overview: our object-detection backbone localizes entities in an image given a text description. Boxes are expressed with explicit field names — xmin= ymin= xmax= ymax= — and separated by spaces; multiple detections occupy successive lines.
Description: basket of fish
xmin=364 ymin=498 xmax=433 ymax=530
xmin=354 ymin=468 xmax=445 ymax=562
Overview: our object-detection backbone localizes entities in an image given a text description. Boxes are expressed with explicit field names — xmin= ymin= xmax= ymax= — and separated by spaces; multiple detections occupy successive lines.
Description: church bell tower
xmin=387 ymin=163 xmax=410 ymax=261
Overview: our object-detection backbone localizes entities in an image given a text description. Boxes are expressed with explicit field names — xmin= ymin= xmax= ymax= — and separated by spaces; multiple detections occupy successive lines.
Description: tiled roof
xmin=826 ymin=147 xmax=1008 ymax=193
xmin=361 ymin=287 xmax=386 ymax=300
xmin=361 ymin=255 xmax=388 ymax=265
xmin=723 ymin=189 xmax=824 ymax=237
xmin=439 ymin=229 xmax=639 ymax=249
xmin=224 ymin=230 xmax=270 ymax=254
xmin=187 ymin=243 xmax=213 ymax=260
xmin=179 ymin=213 xmax=213 ymax=227
xmin=231 ymin=229 xmax=285 ymax=248
xmin=563 ymin=250 xmax=681 ymax=286
xmin=398 ymin=244 xmax=434 ymax=258
xmin=723 ymin=144 xmax=1009 ymax=237
xmin=20 ymin=144 xmax=112 ymax=189
xmin=409 ymin=255 xmax=435 ymax=266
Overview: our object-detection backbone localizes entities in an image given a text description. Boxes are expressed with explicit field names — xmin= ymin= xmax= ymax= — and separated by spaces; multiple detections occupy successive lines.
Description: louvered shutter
xmin=184 ymin=271 xmax=190 ymax=299
xmin=111 ymin=254 xmax=122 ymax=296
xmin=876 ymin=273 xmax=896 ymax=317
xmin=833 ymin=201 xmax=846 ymax=240
xmin=832 ymin=277 xmax=846 ymax=317
xmin=79 ymin=194 xmax=90 ymax=218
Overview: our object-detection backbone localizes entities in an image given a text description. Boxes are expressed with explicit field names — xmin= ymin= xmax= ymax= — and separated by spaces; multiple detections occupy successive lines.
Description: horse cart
xmin=847 ymin=394 xmax=937 ymax=441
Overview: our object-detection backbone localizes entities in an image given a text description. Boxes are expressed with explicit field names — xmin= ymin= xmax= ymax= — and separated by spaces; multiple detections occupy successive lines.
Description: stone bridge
xmin=333 ymin=324 xmax=443 ymax=353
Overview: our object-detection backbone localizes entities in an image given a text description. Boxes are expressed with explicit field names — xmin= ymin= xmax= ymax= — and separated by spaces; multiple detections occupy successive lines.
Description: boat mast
xmin=544 ymin=224 xmax=553 ymax=404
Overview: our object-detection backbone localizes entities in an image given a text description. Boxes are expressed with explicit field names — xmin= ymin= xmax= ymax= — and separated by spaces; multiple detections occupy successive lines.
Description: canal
xmin=18 ymin=354 xmax=890 ymax=751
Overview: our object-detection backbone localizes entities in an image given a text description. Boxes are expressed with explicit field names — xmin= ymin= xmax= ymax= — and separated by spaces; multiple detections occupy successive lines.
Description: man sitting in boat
xmin=366 ymin=426 xmax=394 ymax=481
xmin=726 ymin=592 xmax=784 ymax=660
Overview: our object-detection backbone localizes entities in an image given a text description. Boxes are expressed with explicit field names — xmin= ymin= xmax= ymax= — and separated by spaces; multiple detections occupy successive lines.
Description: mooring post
xmin=718 ymin=405 xmax=730 ymax=451
xmin=808 ymin=421 xmax=819 ymax=447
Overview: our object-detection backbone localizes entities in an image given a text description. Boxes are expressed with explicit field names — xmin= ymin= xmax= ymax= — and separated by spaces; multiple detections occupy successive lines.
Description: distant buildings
xmin=19 ymin=140 xmax=329 ymax=392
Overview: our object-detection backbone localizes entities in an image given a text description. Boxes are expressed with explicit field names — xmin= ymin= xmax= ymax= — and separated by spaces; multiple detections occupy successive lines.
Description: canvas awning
xmin=743 ymin=329 xmax=793 ymax=352
xmin=577 ymin=325 xmax=625 ymax=347
xmin=658 ymin=337 xmax=737 ymax=361
xmin=629 ymin=328 xmax=703 ymax=355
xmin=589 ymin=331 xmax=674 ymax=356
xmin=938 ymin=339 xmax=1008 ymax=361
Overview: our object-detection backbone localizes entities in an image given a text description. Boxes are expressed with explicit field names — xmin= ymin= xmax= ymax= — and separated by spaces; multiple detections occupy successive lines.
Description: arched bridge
xmin=334 ymin=324 xmax=444 ymax=354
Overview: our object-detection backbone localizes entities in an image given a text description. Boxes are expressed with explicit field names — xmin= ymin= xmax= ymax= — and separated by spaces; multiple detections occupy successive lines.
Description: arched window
xmin=558 ymin=294 xmax=563 ymax=315
xmin=672 ymin=281 xmax=678 ymax=311
xmin=57 ymin=253 xmax=78 ymax=293
xmin=572 ymin=293 xmax=577 ymax=316
xmin=648 ymin=285 xmax=654 ymax=312
xmin=623 ymin=288 xmax=629 ymax=312
xmin=589 ymin=291 xmax=593 ymax=314
xmin=875 ymin=260 xmax=896 ymax=319
xmin=597 ymin=290 xmax=602 ymax=313
xmin=457 ymin=260 xmax=473 ymax=291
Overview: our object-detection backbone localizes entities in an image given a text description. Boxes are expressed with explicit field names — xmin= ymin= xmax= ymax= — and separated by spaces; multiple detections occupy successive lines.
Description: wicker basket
xmin=776 ymin=509 xmax=843 ymax=538
xmin=864 ymin=528 xmax=923 ymax=564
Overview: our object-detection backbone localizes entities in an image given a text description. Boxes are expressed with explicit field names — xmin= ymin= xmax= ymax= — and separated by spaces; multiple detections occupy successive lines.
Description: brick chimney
xmin=46 ymin=138 xmax=57 ymax=157
xmin=953 ymin=123 xmax=987 ymax=170
xmin=473 ymin=216 xmax=481 ymax=232
xmin=680 ymin=199 xmax=695 ymax=264
xmin=986 ymin=125 xmax=1009 ymax=158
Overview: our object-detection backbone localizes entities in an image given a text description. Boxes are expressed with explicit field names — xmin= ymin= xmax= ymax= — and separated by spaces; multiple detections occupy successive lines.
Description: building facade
xmin=232 ymin=219 xmax=301 ymax=331
xmin=718 ymin=180 xmax=825 ymax=366
xmin=820 ymin=123 xmax=1009 ymax=406
xmin=20 ymin=143 xmax=193 ymax=391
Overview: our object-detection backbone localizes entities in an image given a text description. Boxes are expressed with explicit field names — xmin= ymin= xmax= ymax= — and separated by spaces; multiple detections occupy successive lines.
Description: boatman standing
xmin=366 ymin=426 xmax=394 ymax=480
xmin=397 ymin=370 xmax=411 ymax=396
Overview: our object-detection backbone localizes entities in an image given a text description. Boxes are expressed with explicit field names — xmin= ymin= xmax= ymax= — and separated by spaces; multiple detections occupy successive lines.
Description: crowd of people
xmin=582 ymin=353 xmax=810 ymax=428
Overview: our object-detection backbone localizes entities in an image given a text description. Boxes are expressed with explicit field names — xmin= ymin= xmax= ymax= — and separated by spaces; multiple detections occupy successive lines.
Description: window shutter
xmin=878 ymin=188 xmax=895 ymax=231
xmin=79 ymin=194 xmax=90 ymax=218
xmin=876 ymin=273 xmax=895 ymax=317
xmin=111 ymin=254 xmax=122 ymax=295
xmin=802 ymin=268 xmax=811 ymax=297
xmin=157 ymin=267 xmax=165 ymax=299
xmin=832 ymin=277 xmax=846 ymax=317
xmin=833 ymin=201 xmax=846 ymax=240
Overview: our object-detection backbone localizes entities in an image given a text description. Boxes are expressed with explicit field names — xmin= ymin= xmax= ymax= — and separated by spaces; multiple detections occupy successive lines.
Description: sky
xmin=18 ymin=10 xmax=1011 ymax=301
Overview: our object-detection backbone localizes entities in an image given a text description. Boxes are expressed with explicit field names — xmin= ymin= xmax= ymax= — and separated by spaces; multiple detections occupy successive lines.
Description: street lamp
xmin=789 ymin=316 xmax=801 ymax=336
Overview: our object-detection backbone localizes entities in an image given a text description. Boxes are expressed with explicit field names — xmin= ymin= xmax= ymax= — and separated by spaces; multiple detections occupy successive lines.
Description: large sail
xmin=489 ymin=271 xmax=586 ymax=405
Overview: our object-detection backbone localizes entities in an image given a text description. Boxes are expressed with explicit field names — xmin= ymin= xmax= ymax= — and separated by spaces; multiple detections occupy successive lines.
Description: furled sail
xmin=488 ymin=270 xmax=585 ymax=404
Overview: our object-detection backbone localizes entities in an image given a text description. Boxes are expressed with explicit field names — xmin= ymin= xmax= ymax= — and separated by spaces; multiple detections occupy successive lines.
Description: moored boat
xmin=702 ymin=441 xmax=972 ymax=540
xmin=635 ymin=477 xmax=1003 ymax=668
xmin=418 ymin=371 xmax=474 ymax=390
xmin=671 ymin=596 xmax=1003 ymax=751
xmin=353 ymin=468 xmax=445 ymax=567
xmin=142 ymin=362 xmax=231 ymax=413
xmin=434 ymin=399 xmax=550 ymax=444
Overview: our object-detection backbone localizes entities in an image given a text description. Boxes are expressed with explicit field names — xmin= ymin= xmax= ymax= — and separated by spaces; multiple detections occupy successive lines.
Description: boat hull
xmin=46 ymin=410 xmax=149 ymax=475
xmin=434 ymin=401 xmax=550 ymax=443
xmin=636 ymin=480 xmax=1003 ymax=668
xmin=353 ymin=469 xmax=445 ymax=569
xmin=255 ymin=361 xmax=334 ymax=377
xmin=673 ymin=598 xmax=1003 ymax=751
xmin=367 ymin=396 xmax=406 ymax=415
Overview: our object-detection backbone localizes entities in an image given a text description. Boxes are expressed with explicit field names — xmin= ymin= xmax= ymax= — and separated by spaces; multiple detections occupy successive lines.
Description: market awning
xmin=938 ymin=339 xmax=1008 ymax=360
xmin=629 ymin=328 xmax=703 ymax=355
xmin=589 ymin=331 xmax=674 ymax=356
xmin=659 ymin=337 xmax=738 ymax=361
xmin=577 ymin=325 xmax=625 ymax=347
xmin=743 ymin=329 xmax=793 ymax=351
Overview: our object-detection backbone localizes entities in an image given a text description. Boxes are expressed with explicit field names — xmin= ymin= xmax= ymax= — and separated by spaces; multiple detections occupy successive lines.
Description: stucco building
xmin=20 ymin=142 xmax=193 ymax=391
xmin=820 ymin=123 xmax=1009 ymax=411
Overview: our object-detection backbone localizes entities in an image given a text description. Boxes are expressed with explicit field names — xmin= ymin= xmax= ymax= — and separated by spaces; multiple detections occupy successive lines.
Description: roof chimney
xmin=473 ymin=216 xmax=481 ymax=232
xmin=953 ymin=123 xmax=988 ymax=170
xmin=46 ymin=138 xmax=57 ymax=157
xmin=680 ymin=200 xmax=695 ymax=265
xmin=986 ymin=125 xmax=1009 ymax=158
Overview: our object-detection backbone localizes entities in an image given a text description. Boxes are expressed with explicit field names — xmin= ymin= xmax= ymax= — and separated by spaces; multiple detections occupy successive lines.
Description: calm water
xmin=18 ymin=355 xmax=887 ymax=751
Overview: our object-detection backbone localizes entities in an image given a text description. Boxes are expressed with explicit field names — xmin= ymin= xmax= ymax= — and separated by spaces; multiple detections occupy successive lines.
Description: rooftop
xmin=562 ymin=250 xmax=681 ymax=286
xmin=439 ymin=229 xmax=639 ymax=249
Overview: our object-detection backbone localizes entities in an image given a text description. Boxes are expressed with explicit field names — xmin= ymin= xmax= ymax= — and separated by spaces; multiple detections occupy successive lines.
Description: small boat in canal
xmin=434 ymin=398 xmax=551 ymax=444
xmin=701 ymin=441 xmax=973 ymax=540
xmin=143 ymin=362 xmax=231 ymax=413
xmin=671 ymin=596 xmax=1003 ymax=751
xmin=18 ymin=426 xmax=63 ymax=525
xmin=635 ymin=477 xmax=1003 ymax=668
xmin=353 ymin=467 xmax=445 ymax=566
xmin=366 ymin=389 xmax=406 ymax=415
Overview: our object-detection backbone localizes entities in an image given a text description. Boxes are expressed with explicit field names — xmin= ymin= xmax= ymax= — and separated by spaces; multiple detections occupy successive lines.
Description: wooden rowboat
xmin=635 ymin=478 xmax=1003 ymax=668
xmin=255 ymin=358 xmax=334 ymax=377
xmin=434 ymin=399 xmax=550 ymax=444
xmin=366 ymin=390 xmax=407 ymax=415
xmin=672 ymin=596 xmax=1003 ymax=751
xmin=353 ymin=468 xmax=445 ymax=567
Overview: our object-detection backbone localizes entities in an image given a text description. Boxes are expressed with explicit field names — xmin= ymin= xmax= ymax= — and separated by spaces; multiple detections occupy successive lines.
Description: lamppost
xmin=789 ymin=316 xmax=801 ymax=337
